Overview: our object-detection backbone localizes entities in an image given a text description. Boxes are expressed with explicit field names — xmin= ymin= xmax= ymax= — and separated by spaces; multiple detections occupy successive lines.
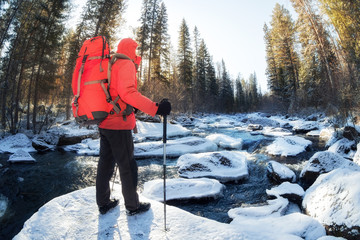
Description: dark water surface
xmin=0 ymin=128 xmax=324 ymax=240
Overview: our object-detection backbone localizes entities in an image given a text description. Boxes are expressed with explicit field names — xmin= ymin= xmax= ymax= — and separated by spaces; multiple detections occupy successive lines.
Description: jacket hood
xmin=116 ymin=38 xmax=138 ymax=61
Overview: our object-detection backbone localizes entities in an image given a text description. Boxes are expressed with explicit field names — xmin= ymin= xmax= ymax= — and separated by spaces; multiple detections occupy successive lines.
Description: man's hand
xmin=156 ymin=99 xmax=171 ymax=116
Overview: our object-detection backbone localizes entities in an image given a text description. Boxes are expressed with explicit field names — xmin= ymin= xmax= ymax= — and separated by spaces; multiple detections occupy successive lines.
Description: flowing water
xmin=0 ymin=126 xmax=325 ymax=239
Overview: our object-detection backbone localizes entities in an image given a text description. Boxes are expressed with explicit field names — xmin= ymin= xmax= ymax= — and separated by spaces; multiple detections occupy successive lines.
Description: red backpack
xmin=72 ymin=36 xmax=133 ymax=125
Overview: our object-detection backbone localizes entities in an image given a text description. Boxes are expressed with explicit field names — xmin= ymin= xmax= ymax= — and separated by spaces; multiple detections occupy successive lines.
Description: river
xmin=0 ymin=122 xmax=325 ymax=240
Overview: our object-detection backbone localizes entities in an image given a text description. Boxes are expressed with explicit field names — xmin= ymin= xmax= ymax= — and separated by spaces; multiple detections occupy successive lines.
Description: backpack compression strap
xmin=73 ymin=54 xmax=110 ymax=118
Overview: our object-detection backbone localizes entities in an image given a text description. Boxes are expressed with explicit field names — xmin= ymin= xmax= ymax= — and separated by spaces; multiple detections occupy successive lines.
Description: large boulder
xmin=303 ymin=168 xmax=360 ymax=239
xmin=300 ymin=151 xmax=360 ymax=186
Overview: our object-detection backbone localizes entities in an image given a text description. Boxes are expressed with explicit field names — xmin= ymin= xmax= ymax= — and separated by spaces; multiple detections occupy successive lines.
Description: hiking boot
xmin=99 ymin=199 xmax=119 ymax=215
xmin=126 ymin=202 xmax=151 ymax=216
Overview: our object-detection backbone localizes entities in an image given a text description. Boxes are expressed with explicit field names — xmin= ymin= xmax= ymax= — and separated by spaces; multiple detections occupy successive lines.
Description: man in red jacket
xmin=97 ymin=38 xmax=171 ymax=215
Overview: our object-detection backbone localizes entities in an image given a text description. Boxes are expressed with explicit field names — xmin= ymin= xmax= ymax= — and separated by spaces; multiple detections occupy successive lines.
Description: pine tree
xmin=266 ymin=3 xmax=299 ymax=110
xmin=0 ymin=0 xmax=70 ymax=133
xmin=291 ymin=0 xmax=338 ymax=107
xmin=235 ymin=74 xmax=245 ymax=112
xmin=177 ymin=18 xmax=193 ymax=111
xmin=219 ymin=60 xmax=234 ymax=113
xmin=318 ymin=0 xmax=360 ymax=108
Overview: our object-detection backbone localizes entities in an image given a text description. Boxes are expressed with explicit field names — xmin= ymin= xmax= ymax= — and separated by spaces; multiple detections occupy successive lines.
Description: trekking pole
xmin=162 ymin=114 xmax=168 ymax=231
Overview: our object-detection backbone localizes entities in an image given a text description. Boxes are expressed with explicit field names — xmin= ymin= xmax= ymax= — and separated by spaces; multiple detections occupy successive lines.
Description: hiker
xmin=96 ymin=38 xmax=171 ymax=215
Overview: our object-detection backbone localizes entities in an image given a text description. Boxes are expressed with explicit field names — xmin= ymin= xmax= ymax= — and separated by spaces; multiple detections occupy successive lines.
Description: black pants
xmin=96 ymin=128 xmax=139 ymax=211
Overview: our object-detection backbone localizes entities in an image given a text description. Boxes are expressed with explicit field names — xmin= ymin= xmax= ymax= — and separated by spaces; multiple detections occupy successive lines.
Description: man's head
xmin=116 ymin=38 xmax=141 ymax=69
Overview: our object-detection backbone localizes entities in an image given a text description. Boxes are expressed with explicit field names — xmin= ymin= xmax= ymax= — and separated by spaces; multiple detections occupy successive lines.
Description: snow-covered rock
xmin=300 ymin=151 xmax=360 ymax=186
xmin=13 ymin=184 xmax=322 ymax=240
xmin=247 ymin=124 xmax=263 ymax=131
xmin=266 ymin=136 xmax=312 ymax=157
xmin=262 ymin=127 xmax=293 ymax=137
xmin=228 ymin=197 xmax=289 ymax=220
xmin=177 ymin=151 xmax=248 ymax=182
xmin=317 ymin=236 xmax=347 ymax=240
xmin=136 ymin=121 xmax=191 ymax=140
xmin=266 ymin=182 xmax=305 ymax=204
xmin=32 ymin=132 xmax=59 ymax=151
xmin=328 ymin=138 xmax=357 ymax=159
xmin=205 ymin=133 xmax=243 ymax=149
xmin=135 ymin=136 xmax=218 ymax=159
xmin=292 ymin=121 xmax=318 ymax=134
xmin=8 ymin=149 xmax=36 ymax=163
xmin=63 ymin=138 xmax=100 ymax=155
xmin=0 ymin=133 xmax=36 ymax=153
xmin=303 ymin=168 xmax=360 ymax=239
xmin=267 ymin=161 xmax=296 ymax=183
xmin=229 ymin=212 xmax=326 ymax=240
xmin=142 ymin=178 xmax=224 ymax=202
xmin=48 ymin=120 xmax=99 ymax=146
xmin=244 ymin=113 xmax=280 ymax=127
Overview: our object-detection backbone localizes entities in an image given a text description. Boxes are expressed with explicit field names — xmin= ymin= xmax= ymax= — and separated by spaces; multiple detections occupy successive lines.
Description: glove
xmin=156 ymin=99 xmax=171 ymax=116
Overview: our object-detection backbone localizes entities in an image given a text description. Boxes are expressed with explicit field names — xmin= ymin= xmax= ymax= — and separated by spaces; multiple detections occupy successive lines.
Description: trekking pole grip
xmin=163 ymin=115 xmax=167 ymax=144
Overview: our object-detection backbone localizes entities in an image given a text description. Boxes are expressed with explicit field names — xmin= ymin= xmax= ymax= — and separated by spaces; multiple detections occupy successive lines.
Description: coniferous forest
xmin=0 ymin=0 xmax=359 ymax=134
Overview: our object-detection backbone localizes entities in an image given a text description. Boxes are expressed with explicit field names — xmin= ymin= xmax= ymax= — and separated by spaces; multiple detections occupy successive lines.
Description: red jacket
xmin=99 ymin=38 xmax=158 ymax=130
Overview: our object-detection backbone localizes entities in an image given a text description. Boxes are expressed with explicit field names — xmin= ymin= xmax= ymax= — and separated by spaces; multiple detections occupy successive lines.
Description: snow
xmin=262 ymin=127 xmax=293 ymax=137
xmin=228 ymin=197 xmax=289 ymax=220
xmin=303 ymin=168 xmax=360 ymax=228
xmin=14 ymin=184 xmax=327 ymax=240
xmin=205 ymin=133 xmax=243 ymax=149
xmin=300 ymin=151 xmax=360 ymax=179
xmin=266 ymin=182 xmax=305 ymax=199
xmin=229 ymin=212 xmax=326 ymax=240
xmin=47 ymin=120 xmax=98 ymax=138
xmin=134 ymin=136 xmax=218 ymax=158
xmin=136 ymin=121 xmax=191 ymax=140
xmin=0 ymin=133 xmax=36 ymax=153
xmin=63 ymin=136 xmax=218 ymax=158
xmin=142 ymin=178 xmax=224 ymax=202
xmin=8 ymin=149 xmax=36 ymax=163
xmin=328 ymin=138 xmax=356 ymax=159
xmin=267 ymin=161 xmax=296 ymax=183
xmin=266 ymin=136 xmax=312 ymax=157
xmin=177 ymin=151 xmax=249 ymax=182
xmin=63 ymin=138 xmax=100 ymax=155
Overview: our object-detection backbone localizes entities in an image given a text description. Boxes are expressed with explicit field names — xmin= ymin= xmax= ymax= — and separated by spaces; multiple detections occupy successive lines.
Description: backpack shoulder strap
xmin=106 ymin=53 xmax=134 ymax=117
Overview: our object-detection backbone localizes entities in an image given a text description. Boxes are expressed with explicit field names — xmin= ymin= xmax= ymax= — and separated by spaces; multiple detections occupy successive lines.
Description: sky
xmin=118 ymin=0 xmax=295 ymax=93
xmin=72 ymin=0 xmax=296 ymax=93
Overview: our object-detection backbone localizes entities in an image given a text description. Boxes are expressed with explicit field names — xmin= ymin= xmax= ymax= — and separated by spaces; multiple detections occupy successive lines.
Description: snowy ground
xmin=14 ymin=184 xmax=326 ymax=240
